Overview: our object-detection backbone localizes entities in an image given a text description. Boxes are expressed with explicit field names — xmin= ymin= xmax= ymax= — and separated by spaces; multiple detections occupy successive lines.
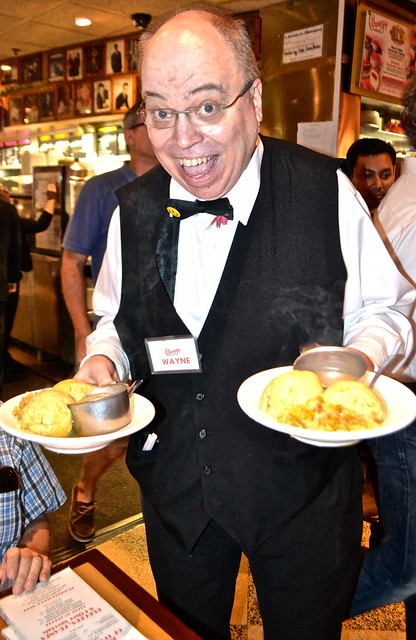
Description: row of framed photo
xmin=6 ymin=75 xmax=138 ymax=126
xmin=1 ymin=36 xmax=139 ymax=86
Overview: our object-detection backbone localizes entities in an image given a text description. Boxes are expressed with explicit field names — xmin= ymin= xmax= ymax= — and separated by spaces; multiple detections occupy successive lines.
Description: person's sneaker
xmin=67 ymin=486 xmax=96 ymax=542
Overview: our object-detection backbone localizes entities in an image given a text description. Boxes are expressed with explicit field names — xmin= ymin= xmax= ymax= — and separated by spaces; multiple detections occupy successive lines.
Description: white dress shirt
xmin=87 ymin=139 xmax=414 ymax=380
xmin=374 ymin=155 xmax=416 ymax=380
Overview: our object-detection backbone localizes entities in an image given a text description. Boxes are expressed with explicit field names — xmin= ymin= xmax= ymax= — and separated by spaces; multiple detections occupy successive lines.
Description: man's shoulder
xmin=262 ymin=135 xmax=341 ymax=170
xmin=116 ymin=165 xmax=169 ymax=201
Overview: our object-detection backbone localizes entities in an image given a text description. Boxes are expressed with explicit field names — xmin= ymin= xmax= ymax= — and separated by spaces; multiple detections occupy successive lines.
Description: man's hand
xmin=75 ymin=354 xmax=119 ymax=386
xmin=0 ymin=547 xmax=51 ymax=595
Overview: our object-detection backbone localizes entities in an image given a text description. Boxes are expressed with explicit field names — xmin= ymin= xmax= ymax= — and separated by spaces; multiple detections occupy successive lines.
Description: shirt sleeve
xmin=84 ymin=206 xmax=130 ymax=380
xmin=338 ymin=169 xmax=415 ymax=371
xmin=16 ymin=438 xmax=66 ymax=528
xmin=62 ymin=178 xmax=102 ymax=256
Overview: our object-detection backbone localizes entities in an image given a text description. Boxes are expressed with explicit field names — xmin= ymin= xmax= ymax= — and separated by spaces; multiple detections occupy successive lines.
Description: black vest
xmin=115 ymin=136 xmax=360 ymax=553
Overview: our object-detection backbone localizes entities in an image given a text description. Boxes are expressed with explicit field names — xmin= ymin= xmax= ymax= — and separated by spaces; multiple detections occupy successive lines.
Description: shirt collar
xmin=169 ymin=137 xmax=263 ymax=226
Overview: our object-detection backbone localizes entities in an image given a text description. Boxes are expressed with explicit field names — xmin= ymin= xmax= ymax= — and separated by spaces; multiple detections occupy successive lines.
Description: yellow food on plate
xmin=53 ymin=379 xmax=95 ymax=402
xmin=259 ymin=370 xmax=324 ymax=426
xmin=13 ymin=389 xmax=74 ymax=437
xmin=259 ymin=370 xmax=386 ymax=432
xmin=322 ymin=380 xmax=386 ymax=431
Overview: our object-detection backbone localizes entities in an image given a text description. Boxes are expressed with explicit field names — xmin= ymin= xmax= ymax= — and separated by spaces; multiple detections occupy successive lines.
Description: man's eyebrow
xmin=144 ymin=84 xmax=227 ymax=103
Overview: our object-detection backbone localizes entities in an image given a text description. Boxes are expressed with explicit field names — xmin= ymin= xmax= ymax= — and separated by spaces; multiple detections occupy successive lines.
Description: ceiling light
xmin=1 ymin=64 xmax=12 ymax=71
xmin=75 ymin=17 xmax=91 ymax=27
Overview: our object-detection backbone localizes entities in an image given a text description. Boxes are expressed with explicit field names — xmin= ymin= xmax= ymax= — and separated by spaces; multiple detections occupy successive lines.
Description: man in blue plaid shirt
xmin=0 ymin=430 xmax=65 ymax=594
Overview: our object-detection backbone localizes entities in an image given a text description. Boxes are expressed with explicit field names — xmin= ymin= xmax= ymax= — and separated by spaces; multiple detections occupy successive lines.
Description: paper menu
xmin=0 ymin=567 xmax=148 ymax=640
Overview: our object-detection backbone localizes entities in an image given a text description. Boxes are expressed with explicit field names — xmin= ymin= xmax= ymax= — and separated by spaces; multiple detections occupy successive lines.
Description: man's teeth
xmin=179 ymin=156 xmax=212 ymax=167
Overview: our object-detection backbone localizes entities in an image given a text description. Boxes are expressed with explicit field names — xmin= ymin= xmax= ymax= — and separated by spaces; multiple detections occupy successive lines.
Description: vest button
xmin=203 ymin=465 xmax=211 ymax=475
xmin=199 ymin=429 xmax=207 ymax=439
xmin=195 ymin=393 xmax=205 ymax=401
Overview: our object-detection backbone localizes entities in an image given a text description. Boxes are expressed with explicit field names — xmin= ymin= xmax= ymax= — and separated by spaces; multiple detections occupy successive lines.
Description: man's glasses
xmin=0 ymin=466 xmax=22 ymax=493
xmin=129 ymin=122 xmax=145 ymax=130
xmin=138 ymin=79 xmax=255 ymax=130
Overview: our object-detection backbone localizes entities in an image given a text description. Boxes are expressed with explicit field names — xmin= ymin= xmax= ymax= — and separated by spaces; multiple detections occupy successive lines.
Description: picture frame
xmin=106 ymin=39 xmax=125 ymax=75
xmin=94 ymin=79 xmax=111 ymax=113
xmin=23 ymin=93 xmax=40 ymax=123
xmin=8 ymin=96 xmax=23 ymax=125
xmin=350 ymin=2 xmax=416 ymax=105
xmin=127 ymin=37 xmax=139 ymax=72
xmin=21 ymin=54 xmax=42 ymax=82
xmin=66 ymin=48 xmax=83 ymax=81
xmin=85 ymin=43 xmax=105 ymax=76
xmin=234 ymin=11 xmax=261 ymax=60
xmin=1 ymin=59 xmax=19 ymax=85
xmin=74 ymin=80 xmax=93 ymax=115
xmin=57 ymin=84 xmax=74 ymax=118
xmin=48 ymin=52 xmax=65 ymax=82
xmin=39 ymin=90 xmax=55 ymax=121
xmin=112 ymin=75 xmax=134 ymax=112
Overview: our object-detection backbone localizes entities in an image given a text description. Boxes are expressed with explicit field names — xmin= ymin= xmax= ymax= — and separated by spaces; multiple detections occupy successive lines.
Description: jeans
xmin=351 ymin=421 xmax=416 ymax=617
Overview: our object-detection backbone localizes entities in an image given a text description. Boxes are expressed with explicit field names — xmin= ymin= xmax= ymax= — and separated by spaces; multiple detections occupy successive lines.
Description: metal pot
xmin=68 ymin=382 xmax=133 ymax=436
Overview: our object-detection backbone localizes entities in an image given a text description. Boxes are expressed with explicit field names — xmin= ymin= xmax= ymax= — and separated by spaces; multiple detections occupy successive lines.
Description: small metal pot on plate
xmin=68 ymin=383 xmax=132 ymax=436
xmin=293 ymin=346 xmax=367 ymax=387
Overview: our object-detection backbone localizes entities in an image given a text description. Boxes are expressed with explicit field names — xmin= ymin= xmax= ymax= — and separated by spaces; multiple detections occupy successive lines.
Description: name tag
xmin=145 ymin=335 xmax=202 ymax=374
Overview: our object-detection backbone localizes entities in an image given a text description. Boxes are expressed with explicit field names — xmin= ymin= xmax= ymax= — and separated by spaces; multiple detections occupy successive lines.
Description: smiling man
xmin=75 ymin=8 xmax=414 ymax=640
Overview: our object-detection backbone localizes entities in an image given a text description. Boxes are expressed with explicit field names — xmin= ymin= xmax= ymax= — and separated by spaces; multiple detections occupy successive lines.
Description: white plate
xmin=237 ymin=366 xmax=416 ymax=447
xmin=0 ymin=391 xmax=155 ymax=454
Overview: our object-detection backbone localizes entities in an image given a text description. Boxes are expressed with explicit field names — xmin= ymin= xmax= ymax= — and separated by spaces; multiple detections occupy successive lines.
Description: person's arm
xmin=76 ymin=208 xmax=130 ymax=384
xmin=20 ymin=184 xmax=58 ymax=234
xmin=0 ymin=515 xmax=52 ymax=595
xmin=61 ymin=249 xmax=91 ymax=365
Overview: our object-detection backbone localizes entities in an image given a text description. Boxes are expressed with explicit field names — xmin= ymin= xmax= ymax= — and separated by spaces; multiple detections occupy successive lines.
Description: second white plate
xmin=237 ymin=366 xmax=416 ymax=447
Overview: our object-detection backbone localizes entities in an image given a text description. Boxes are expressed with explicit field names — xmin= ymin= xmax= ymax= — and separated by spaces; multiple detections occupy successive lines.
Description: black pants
xmin=0 ymin=301 xmax=6 ymax=394
xmin=142 ymin=487 xmax=362 ymax=640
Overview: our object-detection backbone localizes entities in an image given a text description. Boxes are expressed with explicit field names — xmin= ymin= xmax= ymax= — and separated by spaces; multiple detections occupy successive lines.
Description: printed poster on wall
xmin=354 ymin=8 xmax=416 ymax=101
xmin=282 ymin=24 xmax=324 ymax=64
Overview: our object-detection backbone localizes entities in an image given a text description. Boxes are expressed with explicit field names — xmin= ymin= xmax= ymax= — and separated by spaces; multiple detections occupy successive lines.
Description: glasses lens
xmin=0 ymin=466 xmax=22 ymax=493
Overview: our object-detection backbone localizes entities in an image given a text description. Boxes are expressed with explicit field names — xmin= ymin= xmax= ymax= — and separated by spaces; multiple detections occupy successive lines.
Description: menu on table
xmin=0 ymin=567 xmax=148 ymax=640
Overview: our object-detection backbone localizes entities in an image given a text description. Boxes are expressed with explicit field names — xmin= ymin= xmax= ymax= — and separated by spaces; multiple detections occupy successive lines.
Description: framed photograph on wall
xmin=23 ymin=94 xmax=39 ymax=123
xmin=85 ymin=43 xmax=105 ymax=76
xmin=106 ymin=39 xmax=125 ymax=74
xmin=22 ymin=54 xmax=42 ymax=82
xmin=39 ymin=90 xmax=55 ymax=121
xmin=8 ymin=96 xmax=23 ymax=125
xmin=57 ymin=84 xmax=74 ymax=118
xmin=75 ymin=80 xmax=93 ymax=115
xmin=1 ymin=59 xmax=19 ymax=85
xmin=127 ymin=37 xmax=139 ymax=72
xmin=48 ymin=52 xmax=65 ymax=82
xmin=112 ymin=75 xmax=134 ymax=112
xmin=94 ymin=79 xmax=111 ymax=113
xmin=67 ymin=48 xmax=83 ymax=81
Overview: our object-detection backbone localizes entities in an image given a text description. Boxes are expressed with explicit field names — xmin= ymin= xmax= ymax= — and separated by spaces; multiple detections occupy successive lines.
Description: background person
xmin=0 ymin=431 xmax=66 ymax=595
xmin=61 ymin=102 xmax=158 ymax=543
xmin=74 ymin=9 xmax=414 ymax=640
xmin=351 ymin=75 xmax=416 ymax=639
xmin=0 ymin=183 xmax=58 ymax=381
xmin=0 ymin=189 xmax=20 ymax=396
xmin=346 ymin=137 xmax=396 ymax=216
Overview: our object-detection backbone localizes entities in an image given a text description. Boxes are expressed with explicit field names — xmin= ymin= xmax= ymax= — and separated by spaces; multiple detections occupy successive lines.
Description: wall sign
xmin=282 ymin=24 xmax=324 ymax=64
xmin=351 ymin=2 xmax=416 ymax=104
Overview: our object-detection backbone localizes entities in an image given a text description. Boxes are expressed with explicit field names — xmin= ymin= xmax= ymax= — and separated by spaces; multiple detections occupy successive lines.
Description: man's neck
xmin=129 ymin=157 xmax=159 ymax=177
